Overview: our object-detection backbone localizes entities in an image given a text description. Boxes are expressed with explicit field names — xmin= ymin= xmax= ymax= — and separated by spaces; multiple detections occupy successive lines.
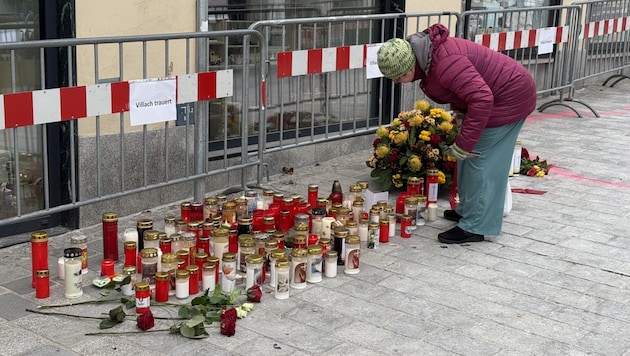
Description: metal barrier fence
xmin=0 ymin=29 xmax=266 ymax=227
xmin=572 ymin=0 xmax=630 ymax=88
xmin=459 ymin=5 xmax=599 ymax=118
xmin=248 ymin=11 xmax=460 ymax=165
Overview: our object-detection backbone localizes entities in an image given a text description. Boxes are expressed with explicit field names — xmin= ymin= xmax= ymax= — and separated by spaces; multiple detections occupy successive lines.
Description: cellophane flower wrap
xmin=366 ymin=100 xmax=459 ymax=191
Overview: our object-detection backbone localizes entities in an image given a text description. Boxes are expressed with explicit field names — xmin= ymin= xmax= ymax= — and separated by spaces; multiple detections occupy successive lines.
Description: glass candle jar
xmin=35 ymin=269 xmax=50 ymax=299
xmin=221 ymin=201 xmax=237 ymax=226
xmin=31 ymin=231 xmax=48 ymax=288
xmin=290 ymin=248 xmax=307 ymax=290
xmin=161 ymin=253 xmax=178 ymax=296
xmin=207 ymin=256 xmax=219 ymax=286
xmin=307 ymin=184 xmax=319 ymax=208
xmin=324 ymin=251 xmax=338 ymax=278
xmin=404 ymin=196 xmax=419 ymax=229
xmin=102 ymin=212 xmax=119 ymax=263
xmin=202 ymin=262 xmax=216 ymax=292
xmin=141 ymin=248 xmax=158 ymax=285
xmin=70 ymin=235 xmax=88 ymax=274
xmin=367 ymin=222 xmax=379 ymax=249
xmin=401 ymin=215 xmax=413 ymax=238
xmin=186 ymin=265 xmax=199 ymax=295
xmin=239 ymin=237 xmax=256 ymax=273
xmin=213 ymin=229 xmax=229 ymax=271
xmin=237 ymin=216 xmax=253 ymax=236
xmin=101 ymin=259 xmax=115 ymax=277
xmin=136 ymin=218 xmax=153 ymax=251
xmin=262 ymin=189 xmax=274 ymax=210
xmin=245 ymin=254 xmax=264 ymax=290
xmin=159 ymin=236 xmax=172 ymax=254
xmin=64 ymin=247 xmax=83 ymax=298
xmin=274 ymin=258 xmax=290 ymax=300
xmin=333 ymin=227 xmax=348 ymax=265
xmin=344 ymin=235 xmax=360 ymax=275
xmin=278 ymin=210 xmax=292 ymax=232
xmin=190 ymin=201 xmax=204 ymax=222
xmin=269 ymin=248 xmax=286 ymax=288
xmin=292 ymin=234 xmax=307 ymax=250
xmin=175 ymin=269 xmax=190 ymax=299
xmin=306 ymin=245 xmax=323 ymax=283
xmin=181 ymin=231 xmax=196 ymax=264
xmin=169 ymin=233 xmax=182 ymax=254
xmin=124 ymin=241 xmax=137 ymax=267
xmin=176 ymin=250 xmax=190 ymax=269
xmin=121 ymin=266 xmax=136 ymax=297
xmin=135 ymin=281 xmax=151 ymax=314
xmin=357 ymin=218 xmax=368 ymax=243
xmin=321 ymin=217 xmax=336 ymax=240
xmin=234 ymin=198 xmax=248 ymax=219
xmin=197 ymin=236 xmax=210 ymax=255
xmin=221 ymin=252 xmax=237 ymax=294
xmin=352 ymin=200 xmax=364 ymax=222
xmin=155 ymin=271 xmax=169 ymax=302
xmin=204 ymin=196 xmax=219 ymax=221
xmin=164 ymin=215 xmax=177 ymax=237
xmin=416 ymin=195 xmax=427 ymax=226
xmin=180 ymin=201 xmax=191 ymax=222
xmin=407 ymin=176 xmax=423 ymax=196
xmin=143 ymin=230 xmax=160 ymax=250
xmin=379 ymin=219 xmax=389 ymax=244
xmin=426 ymin=169 xmax=439 ymax=207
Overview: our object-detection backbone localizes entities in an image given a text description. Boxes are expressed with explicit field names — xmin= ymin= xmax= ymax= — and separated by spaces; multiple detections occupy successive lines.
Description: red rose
xmin=137 ymin=310 xmax=155 ymax=331
xmin=372 ymin=138 xmax=381 ymax=148
xmin=430 ymin=134 xmax=442 ymax=145
xmin=220 ymin=307 xmax=237 ymax=336
xmin=521 ymin=147 xmax=530 ymax=159
xmin=247 ymin=285 xmax=262 ymax=303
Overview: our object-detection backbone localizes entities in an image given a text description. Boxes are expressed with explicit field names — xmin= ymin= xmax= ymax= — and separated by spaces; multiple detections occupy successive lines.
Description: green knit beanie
xmin=377 ymin=38 xmax=416 ymax=80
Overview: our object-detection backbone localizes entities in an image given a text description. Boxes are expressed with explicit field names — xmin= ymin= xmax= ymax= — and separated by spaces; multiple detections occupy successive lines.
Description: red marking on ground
xmin=549 ymin=167 xmax=630 ymax=188
xmin=524 ymin=107 xmax=630 ymax=188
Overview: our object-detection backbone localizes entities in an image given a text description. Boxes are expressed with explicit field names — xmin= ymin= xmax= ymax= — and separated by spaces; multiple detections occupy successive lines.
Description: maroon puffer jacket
xmin=412 ymin=24 xmax=536 ymax=152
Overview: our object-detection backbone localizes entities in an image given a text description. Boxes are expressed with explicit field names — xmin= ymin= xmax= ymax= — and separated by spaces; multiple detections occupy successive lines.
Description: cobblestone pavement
xmin=1 ymin=82 xmax=629 ymax=355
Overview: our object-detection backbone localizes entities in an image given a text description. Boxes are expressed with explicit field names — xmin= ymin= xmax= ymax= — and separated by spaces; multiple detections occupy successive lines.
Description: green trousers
xmin=455 ymin=119 xmax=525 ymax=236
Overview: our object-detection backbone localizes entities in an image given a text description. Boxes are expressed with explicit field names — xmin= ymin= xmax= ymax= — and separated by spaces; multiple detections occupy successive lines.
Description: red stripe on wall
xmin=276 ymin=52 xmax=293 ymax=78
xmin=4 ymin=92 xmax=34 ymax=127
xmin=307 ymin=49 xmax=323 ymax=74
xmin=60 ymin=86 xmax=87 ymax=120
xmin=198 ymin=72 xmax=217 ymax=100
xmin=111 ymin=81 xmax=129 ymax=113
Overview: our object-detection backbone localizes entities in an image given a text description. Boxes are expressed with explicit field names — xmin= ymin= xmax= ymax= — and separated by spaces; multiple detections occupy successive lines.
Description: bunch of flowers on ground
xmin=366 ymin=100 xmax=459 ymax=191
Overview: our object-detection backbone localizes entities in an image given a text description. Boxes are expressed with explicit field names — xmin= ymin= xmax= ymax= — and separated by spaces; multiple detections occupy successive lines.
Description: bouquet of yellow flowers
xmin=366 ymin=100 xmax=459 ymax=191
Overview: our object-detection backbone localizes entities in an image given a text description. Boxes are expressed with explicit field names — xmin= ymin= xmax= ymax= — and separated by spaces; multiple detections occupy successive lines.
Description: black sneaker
xmin=438 ymin=226 xmax=484 ymax=244
xmin=443 ymin=210 xmax=462 ymax=222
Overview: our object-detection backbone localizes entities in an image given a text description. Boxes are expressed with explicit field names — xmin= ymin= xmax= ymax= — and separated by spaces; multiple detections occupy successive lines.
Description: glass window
xmin=0 ymin=0 xmax=45 ymax=218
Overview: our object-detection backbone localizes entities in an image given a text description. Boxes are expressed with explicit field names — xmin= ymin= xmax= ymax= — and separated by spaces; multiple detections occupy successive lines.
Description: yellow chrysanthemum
xmin=429 ymin=108 xmax=443 ymax=117
xmin=438 ymin=121 xmax=453 ymax=132
xmin=414 ymin=100 xmax=431 ymax=112
xmin=392 ymin=173 xmax=404 ymax=188
xmin=440 ymin=110 xmax=452 ymax=121
xmin=419 ymin=130 xmax=431 ymax=141
xmin=391 ymin=118 xmax=402 ymax=127
xmin=408 ymin=155 xmax=422 ymax=172
xmin=375 ymin=144 xmax=390 ymax=159
xmin=376 ymin=126 xmax=389 ymax=138
xmin=393 ymin=130 xmax=409 ymax=145
xmin=408 ymin=114 xmax=424 ymax=127
xmin=437 ymin=170 xmax=446 ymax=184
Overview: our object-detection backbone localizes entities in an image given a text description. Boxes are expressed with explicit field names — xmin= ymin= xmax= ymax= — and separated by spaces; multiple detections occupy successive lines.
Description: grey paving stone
xmin=0 ymin=293 xmax=38 ymax=320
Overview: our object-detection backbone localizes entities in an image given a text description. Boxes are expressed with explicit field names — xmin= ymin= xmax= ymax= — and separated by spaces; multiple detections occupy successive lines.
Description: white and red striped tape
xmin=0 ymin=69 xmax=233 ymax=129
xmin=581 ymin=16 xmax=630 ymax=39
xmin=276 ymin=45 xmax=366 ymax=78
xmin=475 ymin=26 xmax=569 ymax=51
